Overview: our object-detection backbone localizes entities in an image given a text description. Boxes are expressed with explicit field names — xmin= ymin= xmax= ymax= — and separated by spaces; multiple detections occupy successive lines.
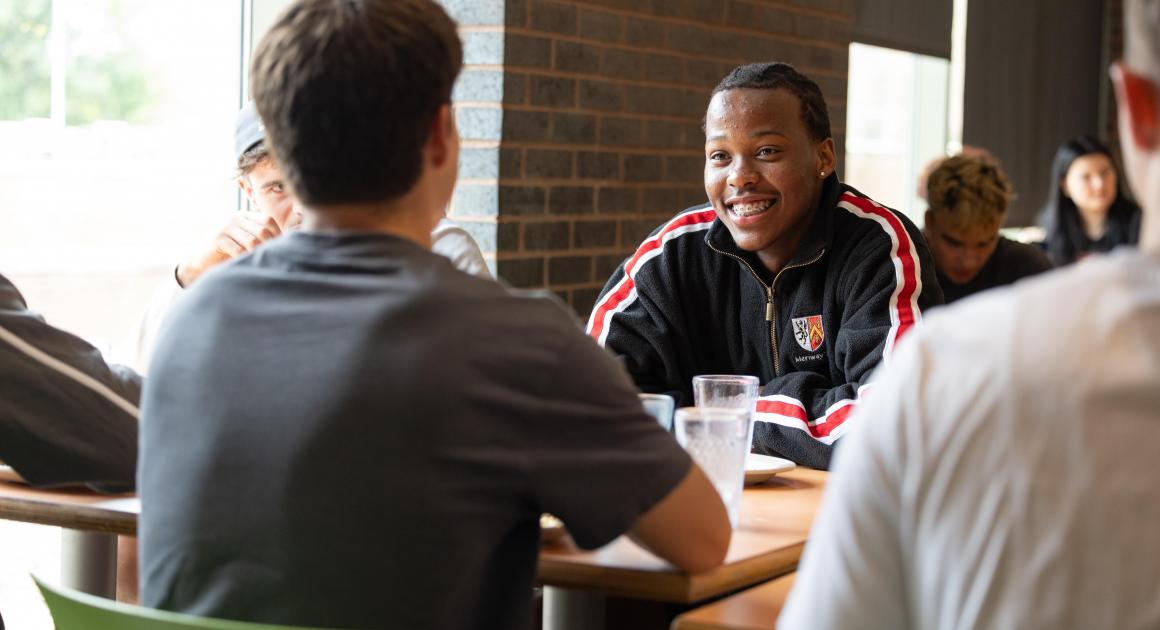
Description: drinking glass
xmin=674 ymin=407 xmax=749 ymax=528
xmin=638 ymin=393 xmax=675 ymax=431
xmin=692 ymin=374 xmax=759 ymax=450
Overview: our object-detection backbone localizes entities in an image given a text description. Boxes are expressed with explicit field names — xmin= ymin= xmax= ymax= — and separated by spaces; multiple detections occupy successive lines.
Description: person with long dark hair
xmin=1040 ymin=135 xmax=1142 ymax=264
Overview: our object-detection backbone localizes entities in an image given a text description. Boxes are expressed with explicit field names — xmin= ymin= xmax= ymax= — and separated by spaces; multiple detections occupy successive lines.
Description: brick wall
xmin=445 ymin=0 xmax=854 ymax=317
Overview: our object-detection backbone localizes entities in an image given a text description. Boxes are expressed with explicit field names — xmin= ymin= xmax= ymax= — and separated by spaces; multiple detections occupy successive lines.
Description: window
xmin=844 ymin=43 xmax=951 ymax=224
xmin=0 ymin=0 xmax=244 ymax=364
xmin=0 ymin=3 xmax=244 ymax=627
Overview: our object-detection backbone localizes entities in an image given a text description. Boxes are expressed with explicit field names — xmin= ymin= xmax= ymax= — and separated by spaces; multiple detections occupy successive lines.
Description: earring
xmin=819 ymin=170 xmax=826 ymax=178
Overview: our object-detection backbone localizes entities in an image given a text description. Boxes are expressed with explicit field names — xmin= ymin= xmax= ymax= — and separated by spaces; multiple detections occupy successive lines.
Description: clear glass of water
xmin=692 ymin=374 xmax=759 ymax=451
xmin=639 ymin=393 xmax=675 ymax=431
xmin=674 ymin=407 xmax=750 ymax=528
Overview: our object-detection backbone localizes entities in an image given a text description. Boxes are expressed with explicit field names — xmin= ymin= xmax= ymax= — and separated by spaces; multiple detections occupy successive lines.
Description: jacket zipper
xmin=708 ymin=243 xmax=825 ymax=376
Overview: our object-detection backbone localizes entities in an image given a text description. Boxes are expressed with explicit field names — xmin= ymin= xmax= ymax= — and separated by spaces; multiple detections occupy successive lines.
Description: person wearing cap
xmin=134 ymin=102 xmax=491 ymax=371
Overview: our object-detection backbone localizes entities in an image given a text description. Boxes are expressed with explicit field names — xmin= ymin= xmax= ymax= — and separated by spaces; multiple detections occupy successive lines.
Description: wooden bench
xmin=670 ymin=574 xmax=795 ymax=630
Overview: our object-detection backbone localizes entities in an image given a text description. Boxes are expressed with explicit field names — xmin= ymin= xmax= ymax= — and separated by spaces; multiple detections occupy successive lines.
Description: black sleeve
xmin=0 ymin=273 xmax=140 ymax=492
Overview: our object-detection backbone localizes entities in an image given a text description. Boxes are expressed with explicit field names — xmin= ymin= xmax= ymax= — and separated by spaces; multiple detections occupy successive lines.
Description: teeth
xmin=730 ymin=199 xmax=774 ymax=217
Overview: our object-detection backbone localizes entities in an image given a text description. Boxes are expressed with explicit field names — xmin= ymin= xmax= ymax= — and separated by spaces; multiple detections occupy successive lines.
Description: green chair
xmin=33 ymin=575 xmax=335 ymax=630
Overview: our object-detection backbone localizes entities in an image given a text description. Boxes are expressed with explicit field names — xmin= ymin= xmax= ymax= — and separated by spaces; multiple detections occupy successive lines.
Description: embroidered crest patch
xmin=792 ymin=315 xmax=824 ymax=352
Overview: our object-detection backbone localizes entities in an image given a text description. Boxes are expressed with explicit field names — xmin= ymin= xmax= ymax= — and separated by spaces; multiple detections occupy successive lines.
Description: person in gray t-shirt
xmin=138 ymin=2 xmax=731 ymax=628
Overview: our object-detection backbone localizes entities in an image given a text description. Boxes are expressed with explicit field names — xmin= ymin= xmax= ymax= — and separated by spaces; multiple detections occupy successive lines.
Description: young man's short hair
xmin=926 ymin=155 xmax=1013 ymax=233
xmin=709 ymin=62 xmax=832 ymax=143
xmin=250 ymin=0 xmax=462 ymax=207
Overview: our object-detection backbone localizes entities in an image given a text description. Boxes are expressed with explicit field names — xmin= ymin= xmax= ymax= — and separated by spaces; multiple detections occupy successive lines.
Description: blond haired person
xmin=923 ymin=155 xmax=1053 ymax=303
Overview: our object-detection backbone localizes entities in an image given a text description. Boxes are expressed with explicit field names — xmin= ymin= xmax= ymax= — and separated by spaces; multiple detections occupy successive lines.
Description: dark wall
xmin=963 ymin=0 xmax=1106 ymax=226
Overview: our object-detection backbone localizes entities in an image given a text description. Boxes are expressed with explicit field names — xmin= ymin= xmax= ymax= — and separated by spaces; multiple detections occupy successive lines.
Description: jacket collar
xmin=704 ymin=173 xmax=840 ymax=278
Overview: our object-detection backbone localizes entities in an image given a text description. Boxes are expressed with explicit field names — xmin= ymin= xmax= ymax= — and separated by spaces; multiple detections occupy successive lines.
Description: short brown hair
xmin=236 ymin=142 xmax=270 ymax=178
xmin=927 ymin=155 xmax=1014 ymax=233
xmin=250 ymin=0 xmax=462 ymax=207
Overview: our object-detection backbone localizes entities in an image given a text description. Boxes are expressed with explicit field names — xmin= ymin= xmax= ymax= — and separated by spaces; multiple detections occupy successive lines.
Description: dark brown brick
xmin=644 ymin=120 xmax=686 ymax=149
xmin=531 ymin=0 xmax=577 ymax=35
xmin=599 ymin=116 xmax=642 ymax=146
xmin=505 ymin=34 xmax=553 ymax=69
xmin=503 ymin=72 xmax=526 ymax=105
xmin=578 ymin=8 xmax=622 ymax=43
xmin=525 ymin=149 xmax=574 ymax=179
xmin=549 ymin=255 xmax=594 ymax=284
xmin=579 ymin=80 xmax=624 ymax=112
xmin=725 ymin=1 xmax=795 ymax=35
xmin=642 ymin=186 xmax=683 ymax=211
xmin=551 ymin=112 xmax=598 ymax=143
xmin=624 ymin=86 xmax=689 ymax=117
xmin=620 ymin=218 xmax=662 ymax=246
xmin=523 ymin=221 xmax=572 ymax=251
xmin=686 ymin=57 xmax=725 ymax=86
xmin=497 ymin=220 xmax=521 ymax=251
xmin=682 ymin=122 xmax=705 ymax=146
xmin=499 ymin=148 xmax=523 ymax=178
xmin=502 ymin=110 xmax=550 ymax=141
xmin=574 ymin=220 xmax=618 ymax=248
xmin=597 ymin=187 xmax=639 ymax=213
xmin=497 ymin=257 xmax=545 ymax=287
xmin=624 ymin=154 xmax=663 ymax=182
xmin=595 ymin=253 xmax=627 ymax=279
xmin=571 ymin=287 xmax=602 ymax=316
xmin=529 ymin=75 xmax=576 ymax=107
xmin=602 ymin=48 xmax=644 ymax=79
xmin=500 ymin=185 xmax=547 ymax=216
xmin=793 ymin=13 xmax=833 ymax=40
xmin=578 ymin=151 xmax=620 ymax=179
xmin=625 ymin=16 xmax=667 ymax=48
xmin=554 ymin=40 xmax=602 ymax=73
xmin=504 ymin=0 xmax=528 ymax=26
xmin=644 ymin=54 xmax=685 ymax=84
xmin=681 ymin=187 xmax=709 ymax=208
xmin=664 ymin=155 xmax=703 ymax=182
xmin=549 ymin=186 xmax=596 ymax=214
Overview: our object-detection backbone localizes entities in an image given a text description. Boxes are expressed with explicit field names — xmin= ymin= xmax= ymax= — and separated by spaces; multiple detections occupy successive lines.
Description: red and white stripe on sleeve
xmin=837 ymin=192 xmax=924 ymax=360
xmin=586 ymin=208 xmax=717 ymax=347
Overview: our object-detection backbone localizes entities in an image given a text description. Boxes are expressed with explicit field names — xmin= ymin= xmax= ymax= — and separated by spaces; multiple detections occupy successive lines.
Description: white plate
xmin=745 ymin=454 xmax=795 ymax=485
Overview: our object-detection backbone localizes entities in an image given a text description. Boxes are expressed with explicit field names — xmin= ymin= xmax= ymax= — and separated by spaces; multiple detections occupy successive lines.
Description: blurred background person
xmin=1040 ymin=135 xmax=1142 ymax=265
xmin=924 ymin=155 xmax=1053 ymax=303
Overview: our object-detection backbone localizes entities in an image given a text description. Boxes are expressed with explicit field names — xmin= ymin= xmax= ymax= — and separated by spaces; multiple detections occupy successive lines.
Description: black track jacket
xmin=587 ymin=176 xmax=943 ymax=469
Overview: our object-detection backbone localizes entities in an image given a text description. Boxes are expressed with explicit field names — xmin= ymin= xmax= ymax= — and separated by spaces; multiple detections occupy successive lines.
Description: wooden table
xmin=670 ymin=574 xmax=795 ymax=630
xmin=0 ymin=480 xmax=139 ymax=598
xmin=538 ymin=468 xmax=825 ymax=630
xmin=0 ymin=469 xmax=825 ymax=626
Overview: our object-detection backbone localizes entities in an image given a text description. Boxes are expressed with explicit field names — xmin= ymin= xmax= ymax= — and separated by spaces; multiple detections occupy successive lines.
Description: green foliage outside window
xmin=0 ymin=0 xmax=152 ymax=124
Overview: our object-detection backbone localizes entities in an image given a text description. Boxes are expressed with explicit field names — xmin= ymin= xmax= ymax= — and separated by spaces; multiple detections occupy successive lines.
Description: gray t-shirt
xmin=139 ymin=231 xmax=691 ymax=630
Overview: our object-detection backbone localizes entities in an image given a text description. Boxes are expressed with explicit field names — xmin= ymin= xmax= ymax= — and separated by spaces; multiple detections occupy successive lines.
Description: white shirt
xmin=780 ymin=250 xmax=1160 ymax=630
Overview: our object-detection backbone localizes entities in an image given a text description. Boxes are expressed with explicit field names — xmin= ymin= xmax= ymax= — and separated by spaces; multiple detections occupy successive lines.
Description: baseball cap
xmin=234 ymin=100 xmax=266 ymax=162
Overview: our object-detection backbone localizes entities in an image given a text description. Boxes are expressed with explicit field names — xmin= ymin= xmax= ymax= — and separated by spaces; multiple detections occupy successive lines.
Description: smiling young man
xmin=923 ymin=154 xmax=1053 ymax=303
xmin=138 ymin=1 xmax=729 ymax=627
xmin=588 ymin=63 xmax=942 ymax=469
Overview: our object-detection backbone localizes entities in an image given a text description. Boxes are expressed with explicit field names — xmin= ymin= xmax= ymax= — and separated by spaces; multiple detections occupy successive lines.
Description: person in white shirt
xmin=135 ymin=102 xmax=491 ymax=371
xmin=780 ymin=2 xmax=1160 ymax=628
